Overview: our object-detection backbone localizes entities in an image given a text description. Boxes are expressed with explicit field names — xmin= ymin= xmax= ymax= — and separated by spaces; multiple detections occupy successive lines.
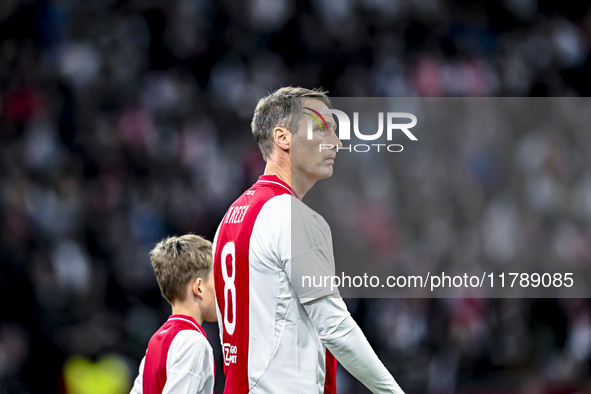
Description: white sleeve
xmin=162 ymin=331 xmax=215 ymax=394
xmin=303 ymin=296 xmax=405 ymax=394
xmin=270 ymin=195 xmax=339 ymax=301
xmin=129 ymin=357 xmax=145 ymax=394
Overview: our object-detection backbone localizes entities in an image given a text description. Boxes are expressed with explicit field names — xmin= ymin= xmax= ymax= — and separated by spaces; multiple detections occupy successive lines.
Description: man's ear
xmin=273 ymin=126 xmax=291 ymax=152
xmin=192 ymin=278 xmax=204 ymax=300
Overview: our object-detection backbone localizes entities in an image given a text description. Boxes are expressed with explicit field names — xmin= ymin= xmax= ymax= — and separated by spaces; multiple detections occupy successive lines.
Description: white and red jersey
xmin=214 ymin=175 xmax=405 ymax=394
xmin=213 ymin=175 xmax=338 ymax=394
xmin=130 ymin=315 xmax=214 ymax=394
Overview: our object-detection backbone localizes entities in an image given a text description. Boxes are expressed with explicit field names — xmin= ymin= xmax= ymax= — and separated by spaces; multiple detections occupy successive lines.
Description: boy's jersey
xmin=130 ymin=315 xmax=214 ymax=394
xmin=213 ymin=175 xmax=338 ymax=394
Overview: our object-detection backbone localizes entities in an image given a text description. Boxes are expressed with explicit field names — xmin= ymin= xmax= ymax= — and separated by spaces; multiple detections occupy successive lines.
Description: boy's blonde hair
xmin=150 ymin=234 xmax=213 ymax=304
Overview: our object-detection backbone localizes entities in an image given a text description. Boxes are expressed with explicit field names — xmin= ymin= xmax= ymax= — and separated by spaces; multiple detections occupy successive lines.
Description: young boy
xmin=130 ymin=234 xmax=217 ymax=394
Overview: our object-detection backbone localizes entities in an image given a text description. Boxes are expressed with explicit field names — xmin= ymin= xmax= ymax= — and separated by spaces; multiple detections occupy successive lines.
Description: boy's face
xmin=201 ymin=270 xmax=217 ymax=323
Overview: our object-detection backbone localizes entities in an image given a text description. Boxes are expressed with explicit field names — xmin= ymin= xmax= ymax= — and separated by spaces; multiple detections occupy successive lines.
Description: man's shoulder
xmin=235 ymin=177 xmax=294 ymax=205
xmin=222 ymin=181 xmax=293 ymax=221
xmin=291 ymin=196 xmax=323 ymax=217
xmin=260 ymin=193 xmax=294 ymax=211
xmin=260 ymin=194 xmax=324 ymax=221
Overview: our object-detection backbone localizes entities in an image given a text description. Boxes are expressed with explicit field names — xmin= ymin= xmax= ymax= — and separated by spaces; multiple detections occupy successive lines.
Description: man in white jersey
xmin=213 ymin=87 xmax=405 ymax=393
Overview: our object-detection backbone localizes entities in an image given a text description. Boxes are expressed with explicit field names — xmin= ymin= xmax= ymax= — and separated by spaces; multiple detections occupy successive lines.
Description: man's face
xmin=291 ymin=98 xmax=342 ymax=182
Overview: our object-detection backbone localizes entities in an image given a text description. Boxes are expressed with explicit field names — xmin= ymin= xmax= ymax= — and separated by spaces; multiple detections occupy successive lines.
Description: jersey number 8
xmin=220 ymin=241 xmax=237 ymax=335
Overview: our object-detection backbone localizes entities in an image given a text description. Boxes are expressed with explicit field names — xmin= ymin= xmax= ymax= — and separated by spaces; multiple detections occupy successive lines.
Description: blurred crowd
xmin=312 ymin=97 xmax=591 ymax=297
xmin=307 ymin=97 xmax=591 ymax=391
xmin=1 ymin=0 xmax=591 ymax=393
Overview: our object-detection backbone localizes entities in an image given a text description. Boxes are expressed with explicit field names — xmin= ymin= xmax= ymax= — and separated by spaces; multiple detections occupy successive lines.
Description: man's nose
xmin=330 ymin=128 xmax=342 ymax=149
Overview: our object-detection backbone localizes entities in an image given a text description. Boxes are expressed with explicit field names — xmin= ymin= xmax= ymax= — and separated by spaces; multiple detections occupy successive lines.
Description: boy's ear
xmin=192 ymin=278 xmax=204 ymax=300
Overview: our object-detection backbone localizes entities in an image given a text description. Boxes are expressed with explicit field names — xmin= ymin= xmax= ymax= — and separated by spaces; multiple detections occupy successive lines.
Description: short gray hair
xmin=251 ymin=86 xmax=331 ymax=161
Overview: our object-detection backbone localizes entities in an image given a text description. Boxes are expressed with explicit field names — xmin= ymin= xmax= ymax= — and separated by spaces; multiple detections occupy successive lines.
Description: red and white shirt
xmin=213 ymin=175 xmax=405 ymax=394
xmin=130 ymin=315 xmax=214 ymax=394
xmin=213 ymin=175 xmax=338 ymax=393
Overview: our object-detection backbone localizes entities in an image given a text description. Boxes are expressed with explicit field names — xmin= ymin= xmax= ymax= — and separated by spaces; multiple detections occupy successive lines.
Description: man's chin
xmin=304 ymin=166 xmax=334 ymax=182
xmin=320 ymin=167 xmax=334 ymax=179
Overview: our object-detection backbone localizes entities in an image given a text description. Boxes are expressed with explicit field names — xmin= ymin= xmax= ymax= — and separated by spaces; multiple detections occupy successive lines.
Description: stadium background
xmin=1 ymin=0 xmax=591 ymax=393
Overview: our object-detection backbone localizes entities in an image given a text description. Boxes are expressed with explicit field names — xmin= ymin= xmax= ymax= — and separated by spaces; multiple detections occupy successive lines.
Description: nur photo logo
xmin=304 ymin=107 xmax=418 ymax=153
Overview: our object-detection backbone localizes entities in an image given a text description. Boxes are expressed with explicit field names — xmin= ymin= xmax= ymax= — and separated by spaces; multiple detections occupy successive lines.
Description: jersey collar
xmin=167 ymin=315 xmax=206 ymax=336
xmin=255 ymin=175 xmax=299 ymax=198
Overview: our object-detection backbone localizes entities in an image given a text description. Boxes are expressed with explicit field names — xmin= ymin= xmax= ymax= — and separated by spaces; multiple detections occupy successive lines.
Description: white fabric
xmin=303 ymin=297 xmax=405 ymax=394
xmin=245 ymin=194 xmax=326 ymax=393
xmin=129 ymin=330 xmax=215 ymax=394
xmin=225 ymin=193 xmax=404 ymax=393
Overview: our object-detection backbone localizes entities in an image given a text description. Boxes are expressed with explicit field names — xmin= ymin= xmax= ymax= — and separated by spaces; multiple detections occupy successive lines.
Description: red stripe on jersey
xmin=142 ymin=315 xmax=206 ymax=394
xmin=214 ymin=175 xmax=294 ymax=394
xmin=323 ymin=350 xmax=337 ymax=394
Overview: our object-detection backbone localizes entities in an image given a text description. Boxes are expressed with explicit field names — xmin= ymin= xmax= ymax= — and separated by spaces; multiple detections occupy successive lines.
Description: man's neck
xmin=263 ymin=161 xmax=290 ymax=187
xmin=263 ymin=161 xmax=301 ymax=196
xmin=264 ymin=160 xmax=315 ymax=199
